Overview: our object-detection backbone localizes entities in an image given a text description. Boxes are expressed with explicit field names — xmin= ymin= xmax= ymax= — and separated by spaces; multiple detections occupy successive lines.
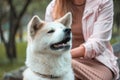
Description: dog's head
xmin=27 ymin=12 xmax=72 ymax=54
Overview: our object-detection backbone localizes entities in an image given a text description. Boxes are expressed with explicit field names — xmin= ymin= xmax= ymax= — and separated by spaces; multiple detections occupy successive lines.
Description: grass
xmin=0 ymin=42 xmax=27 ymax=79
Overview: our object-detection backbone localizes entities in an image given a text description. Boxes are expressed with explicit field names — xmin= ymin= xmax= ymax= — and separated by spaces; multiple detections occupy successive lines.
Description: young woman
xmin=45 ymin=0 xmax=119 ymax=80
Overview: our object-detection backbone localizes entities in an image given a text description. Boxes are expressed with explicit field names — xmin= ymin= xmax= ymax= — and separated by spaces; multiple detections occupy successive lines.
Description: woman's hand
xmin=71 ymin=45 xmax=85 ymax=58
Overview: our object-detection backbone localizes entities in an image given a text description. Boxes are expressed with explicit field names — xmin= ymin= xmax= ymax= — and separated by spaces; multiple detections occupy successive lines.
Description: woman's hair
xmin=52 ymin=0 xmax=75 ymax=20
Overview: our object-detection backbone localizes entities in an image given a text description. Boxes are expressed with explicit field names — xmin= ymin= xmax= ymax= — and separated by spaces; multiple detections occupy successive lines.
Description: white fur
xmin=23 ymin=12 xmax=74 ymax=80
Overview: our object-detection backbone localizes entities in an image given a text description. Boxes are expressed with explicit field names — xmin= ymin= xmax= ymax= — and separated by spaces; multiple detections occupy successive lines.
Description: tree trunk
xmin=4 ymin=31 xmax=17 ymax=61
xmin=5 ymin=5 xmax=18 ymax=61
xmin=5 ymin=43 xmax=16 ymax=61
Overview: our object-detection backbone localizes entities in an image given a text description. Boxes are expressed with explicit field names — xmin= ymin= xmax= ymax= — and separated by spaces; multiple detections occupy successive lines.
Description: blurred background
xmin=0 ymin=0 xmax=120 ymax=80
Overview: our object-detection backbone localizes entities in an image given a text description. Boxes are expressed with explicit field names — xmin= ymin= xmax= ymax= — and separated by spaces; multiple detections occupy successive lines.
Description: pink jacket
xmin=45 ymin=0 xmax=119 ymax=79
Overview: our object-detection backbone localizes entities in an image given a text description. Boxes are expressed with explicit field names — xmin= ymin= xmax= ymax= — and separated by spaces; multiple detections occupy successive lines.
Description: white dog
xmin=23 ymin=12 xmax=74 ymax=80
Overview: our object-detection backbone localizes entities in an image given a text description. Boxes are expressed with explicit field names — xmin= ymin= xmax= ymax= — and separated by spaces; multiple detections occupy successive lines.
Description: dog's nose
xmin=64 ymin=28 xmax=71 ymax=34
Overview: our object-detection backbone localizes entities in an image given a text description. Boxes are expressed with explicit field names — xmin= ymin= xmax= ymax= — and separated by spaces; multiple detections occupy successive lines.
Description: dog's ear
xmin=28 ymin=15 xmax=44 ymax=37
xmin=56 ymin=12 xmax=72 ymax=28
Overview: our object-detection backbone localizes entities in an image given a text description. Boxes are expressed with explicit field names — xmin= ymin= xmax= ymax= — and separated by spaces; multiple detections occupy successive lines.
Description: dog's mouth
xmin=50 ymin=36 xmax=71 ymax=50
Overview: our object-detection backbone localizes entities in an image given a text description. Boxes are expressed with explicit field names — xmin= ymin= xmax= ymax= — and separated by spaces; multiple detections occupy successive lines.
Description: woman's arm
xmin=83 ymin=0 xmax=114 ymax=59
xmin=71 ymin=45 xmax=85 ymax=58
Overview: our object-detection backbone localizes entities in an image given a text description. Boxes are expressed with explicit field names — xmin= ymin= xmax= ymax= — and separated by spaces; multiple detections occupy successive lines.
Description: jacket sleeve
xmin=45 ymin=0 xmax=55 ymax=22
xmin=83 ymin=0 xmax=114 ymax=58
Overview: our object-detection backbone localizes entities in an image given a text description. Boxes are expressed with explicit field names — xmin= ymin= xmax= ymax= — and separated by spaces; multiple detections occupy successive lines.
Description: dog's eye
xmin=47 ymin=30 xmax=55 ymax=33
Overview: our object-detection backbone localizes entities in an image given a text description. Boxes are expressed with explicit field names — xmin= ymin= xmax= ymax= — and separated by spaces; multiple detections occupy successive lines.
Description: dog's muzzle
xmin=50 ymin=28 xmax=71 ymax=50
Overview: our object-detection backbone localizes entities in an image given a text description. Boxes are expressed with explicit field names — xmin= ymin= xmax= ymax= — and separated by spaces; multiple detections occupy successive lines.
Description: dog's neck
xmin=33 ymin=71 xmax=61 ymax=79
xmin=26 ymin=47 xmax=72 ymax=76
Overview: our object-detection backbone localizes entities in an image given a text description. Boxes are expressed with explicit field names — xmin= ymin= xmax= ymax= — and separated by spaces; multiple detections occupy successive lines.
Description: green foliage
xmin=12 ymin=0 xmax=27 ymax=14
xmin=27 ymin=0 xmax=51 ymax=19
xmin=114 ymin=0 xmax=120 ymax=13
xmin=0 ymin=42 xmax=27 ymax=79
